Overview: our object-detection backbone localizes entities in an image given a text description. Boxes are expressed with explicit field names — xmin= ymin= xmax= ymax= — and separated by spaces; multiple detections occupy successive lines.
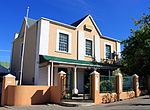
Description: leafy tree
xmin=121 ymin=7 xmax=150 ymax=78
xmin=121 ymin=7 xmax=150 ymax=94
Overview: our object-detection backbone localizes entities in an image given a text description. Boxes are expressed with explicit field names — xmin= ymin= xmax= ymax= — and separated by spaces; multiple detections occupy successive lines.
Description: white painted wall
xmin=78 ymin=30 xmax=85 ymax=60
xmin=117 ymin=42 xmax=121 ymax=58
xmin=94 ymin=35 xmax=100 ymax=62
xmin=39 ymin=19 xmax=49 ymax=55
xmin=38 ymin=66 xmax=48 ymax=85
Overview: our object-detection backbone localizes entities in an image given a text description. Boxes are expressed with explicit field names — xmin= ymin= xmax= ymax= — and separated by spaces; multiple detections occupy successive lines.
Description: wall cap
xmin=90 ymin=70 xmax=99 ymax=75
xmin=115 ymin=73 xmax=122 ymax=76
xmin=58 ymin=71 xmax=66 ymax=74
xmin=4 ymin=74 xmax=16 ymax=78
xmin=132 ymin=74 xmax=138 ymax=77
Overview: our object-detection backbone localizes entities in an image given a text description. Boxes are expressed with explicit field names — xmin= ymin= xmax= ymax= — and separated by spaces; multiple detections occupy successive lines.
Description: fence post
xmin=1 ymin=74 xmax=16 ymax=106
xmin=90 ymin=71 xmax=100 ymax=104
xmin=57 ymin=71 xmax=66 ymax=103
xmin=132 ymin=74 xmax=139 ymax=97
xmin=115 ymin=73 xmax=123 ymax=101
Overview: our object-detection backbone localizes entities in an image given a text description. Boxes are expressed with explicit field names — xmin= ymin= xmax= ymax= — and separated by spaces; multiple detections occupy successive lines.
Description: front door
xmin=78 ymin=70 xmax=84 ymax=93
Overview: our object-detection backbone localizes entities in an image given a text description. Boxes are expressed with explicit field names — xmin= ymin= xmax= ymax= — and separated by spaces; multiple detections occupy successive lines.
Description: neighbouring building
xmin=10 ymin=15 xmax=121 ymax=94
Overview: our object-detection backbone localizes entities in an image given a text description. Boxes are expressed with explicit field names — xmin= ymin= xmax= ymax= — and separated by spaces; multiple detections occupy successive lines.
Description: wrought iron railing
xmin=123 ymin=76 xmax=133 ymax=92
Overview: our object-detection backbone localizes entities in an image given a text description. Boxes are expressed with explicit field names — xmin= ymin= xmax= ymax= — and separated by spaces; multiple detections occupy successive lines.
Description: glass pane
xmin=59 ymin=33 xmax=69 ymax=52
xmin=106 ymin=45 xmax=111 ymax=59
xmin=86 ymin=39 xmax=92 ymax=56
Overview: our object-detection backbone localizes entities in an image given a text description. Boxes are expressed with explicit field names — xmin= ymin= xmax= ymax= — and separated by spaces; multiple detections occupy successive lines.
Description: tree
xmin=121 ymin=7 xmax=150 ymax=93
xmin=122 ymin=7 xmax=150 ymax=77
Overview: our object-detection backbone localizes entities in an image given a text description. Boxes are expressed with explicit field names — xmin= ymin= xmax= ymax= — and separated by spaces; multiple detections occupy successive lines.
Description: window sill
xmin=85 ymin=55 xmax=93 ymax=58
xmin=103 ymin=58 xmax=114 ymax=61
xmin=55 ymin=50 xmax=71 ymax=55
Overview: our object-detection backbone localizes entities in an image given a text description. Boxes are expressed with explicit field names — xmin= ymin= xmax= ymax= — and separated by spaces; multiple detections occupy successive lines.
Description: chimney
xmin=14 ymin=33 xmax=19 ymax=39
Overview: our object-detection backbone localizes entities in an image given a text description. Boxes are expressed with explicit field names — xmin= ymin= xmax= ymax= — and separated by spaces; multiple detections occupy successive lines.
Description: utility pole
xmin=19 ymin=7 xmax=29 ymax=85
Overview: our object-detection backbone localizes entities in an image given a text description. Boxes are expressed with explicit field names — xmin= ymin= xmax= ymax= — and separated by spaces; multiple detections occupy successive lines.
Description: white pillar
xmin=48 ymin=64 xmax=50 ymax=86
xmin=51 ymin=62 xmax=54 ymax=86
xmin=72 ymin=67 xmax=78 ymax=94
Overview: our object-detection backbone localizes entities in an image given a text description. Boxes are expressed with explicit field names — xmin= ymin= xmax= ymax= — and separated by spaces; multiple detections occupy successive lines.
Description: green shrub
xmin=100 ymin=80 xmax=114 ymax=92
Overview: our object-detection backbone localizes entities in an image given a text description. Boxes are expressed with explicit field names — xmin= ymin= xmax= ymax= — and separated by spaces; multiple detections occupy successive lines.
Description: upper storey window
xmin=104 ymin=42 xmax=113 ymax=59
xmin=106 ymin=44 xmax=111 ymax=59
xmin=56 ymin=29 xmax=72 ymax=53
xmin=59 ymin=33 xmax=69 ymax=52
xmin=85 ymin=39 xmax=93 ymax=56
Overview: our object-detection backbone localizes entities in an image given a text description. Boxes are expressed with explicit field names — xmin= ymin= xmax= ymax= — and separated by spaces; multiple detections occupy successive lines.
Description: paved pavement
xmin=0 ymin=95 xmax=150 ymax=110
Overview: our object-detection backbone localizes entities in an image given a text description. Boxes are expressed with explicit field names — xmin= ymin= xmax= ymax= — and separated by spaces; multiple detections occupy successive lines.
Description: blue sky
xmin=0 ymin=0 xmax=149 ymax=62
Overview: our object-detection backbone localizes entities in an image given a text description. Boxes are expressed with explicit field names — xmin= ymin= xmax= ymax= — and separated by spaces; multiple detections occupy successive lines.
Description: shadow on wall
xmin=31 ymin=88 xmax=50 ymax=105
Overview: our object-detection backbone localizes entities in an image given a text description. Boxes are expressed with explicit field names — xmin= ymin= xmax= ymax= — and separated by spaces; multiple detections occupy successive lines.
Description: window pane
xmin=86 ymin=39 xmax=92 ymax=56
xmin=59 ymin=33 xmax=69 ymax=52
xmin=106 ymin=45 xmax=111 ymax=59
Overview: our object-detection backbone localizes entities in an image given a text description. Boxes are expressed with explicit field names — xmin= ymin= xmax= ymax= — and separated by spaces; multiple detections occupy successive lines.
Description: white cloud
xmin=0 ymin=50 xmax=10 ymax=52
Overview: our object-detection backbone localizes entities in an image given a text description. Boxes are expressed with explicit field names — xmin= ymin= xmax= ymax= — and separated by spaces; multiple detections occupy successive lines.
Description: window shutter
xmin=39 ymin=19 xmax=49 ymax=55
xmin=117 ymin=42 xmax=121 ymax=58
xmin=94 ymin=35 xmax=100 ymax=62
xmin=78 ymin=30 xmax=85 ymax=60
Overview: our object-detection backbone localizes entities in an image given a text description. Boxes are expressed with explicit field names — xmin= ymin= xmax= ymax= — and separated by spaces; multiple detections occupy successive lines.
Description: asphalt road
xmin=0 ymin=95 xmax=150 ymax=110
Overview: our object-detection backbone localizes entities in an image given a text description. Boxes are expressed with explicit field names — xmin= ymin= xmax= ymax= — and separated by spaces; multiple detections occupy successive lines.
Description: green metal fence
xmin=139 ymin=77 xmax=147 ymax=90
xmin=123 ymin=76 xmax=133 ymax=92
xmin=100 ymin=75 xmax=116 ymax=93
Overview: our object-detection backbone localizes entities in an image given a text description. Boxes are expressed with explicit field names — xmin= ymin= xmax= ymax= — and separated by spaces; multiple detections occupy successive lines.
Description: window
xmin=56 ymin=29 xmax=71 ymax=53
xmin=59 ymin=33 xmax=69 ymax=52
xmin=105 ymin=44 xmax=111 ymax=59
xmin=20 ymin=43 xmax=23 ymax=57
xmin=86 ymin=39 xmax=92 ymax=56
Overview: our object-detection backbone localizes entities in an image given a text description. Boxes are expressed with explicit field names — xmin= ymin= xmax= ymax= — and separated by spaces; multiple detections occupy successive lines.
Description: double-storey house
xmin=10 ymin=15 xmax=121 ymax=94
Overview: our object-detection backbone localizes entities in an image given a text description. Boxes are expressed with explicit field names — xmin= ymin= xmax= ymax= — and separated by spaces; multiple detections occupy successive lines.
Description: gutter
xmin=39 ymin=17 xmax=76 ymax=29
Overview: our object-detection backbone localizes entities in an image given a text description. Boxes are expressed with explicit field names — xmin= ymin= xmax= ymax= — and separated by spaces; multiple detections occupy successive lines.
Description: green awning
xmin=42 ymin=55 xmax=99 ymax=66
xmin=42 ymin=55 xmax=119 ymax=68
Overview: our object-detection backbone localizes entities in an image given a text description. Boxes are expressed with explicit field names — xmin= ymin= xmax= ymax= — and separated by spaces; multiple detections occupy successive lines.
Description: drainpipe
xmin=19 ymin=7 xmax=29 ymax=85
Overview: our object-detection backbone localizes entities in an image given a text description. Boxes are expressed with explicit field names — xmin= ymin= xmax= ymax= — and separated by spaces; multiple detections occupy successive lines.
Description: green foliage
xmin=112 ymin=68 xmax=122 ymax=76
xmin=121 ymin=7 xmax=150 ymax=77
xmin=100 ymin=80 xmax=114 ymax=92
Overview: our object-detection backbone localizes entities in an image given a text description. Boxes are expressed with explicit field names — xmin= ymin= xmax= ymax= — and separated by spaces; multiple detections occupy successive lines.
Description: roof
xmin=21 ymin=15 xmax=120 ymax=42
xmin=25 ymin=17 xmax=37 ymax=28
xmin=0 ymin=62 xmax=9 ymax=69
xmin=42 ymin=55 xmax=119 ymax=67
xmin=70 ymin=15 xmax=89 ymax=27
xmin=0 ymin=65 xmax=8 ymax=73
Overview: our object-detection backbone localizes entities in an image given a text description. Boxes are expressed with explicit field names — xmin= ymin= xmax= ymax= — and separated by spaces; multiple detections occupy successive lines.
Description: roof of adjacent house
xmin=0 ymin=62 xmax=9 ymax=73
xmin=42 ymin=55 xmax=118 ymax=68
xmin=0 ymin=62 xmax=9 ymax=69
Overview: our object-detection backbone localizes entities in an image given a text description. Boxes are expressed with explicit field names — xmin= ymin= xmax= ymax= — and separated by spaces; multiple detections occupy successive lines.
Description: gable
xmin=76 ymin=15 xmax=101 ymax=36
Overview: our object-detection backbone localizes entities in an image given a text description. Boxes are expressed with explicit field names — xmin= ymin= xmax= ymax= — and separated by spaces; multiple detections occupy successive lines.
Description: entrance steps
xmin=61 ymin=99 xmax=94 ymax=107
xmin=72 ymin=94 xmax=91 ymax=100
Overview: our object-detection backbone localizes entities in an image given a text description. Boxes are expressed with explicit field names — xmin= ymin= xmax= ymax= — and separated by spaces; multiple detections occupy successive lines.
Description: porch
xmin=38 ymin=55 xmax=118 ymax=100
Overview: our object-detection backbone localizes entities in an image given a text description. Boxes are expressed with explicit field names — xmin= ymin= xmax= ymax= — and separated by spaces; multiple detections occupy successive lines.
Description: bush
xmin=100 ymin=80 xmax=114 ymax=92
